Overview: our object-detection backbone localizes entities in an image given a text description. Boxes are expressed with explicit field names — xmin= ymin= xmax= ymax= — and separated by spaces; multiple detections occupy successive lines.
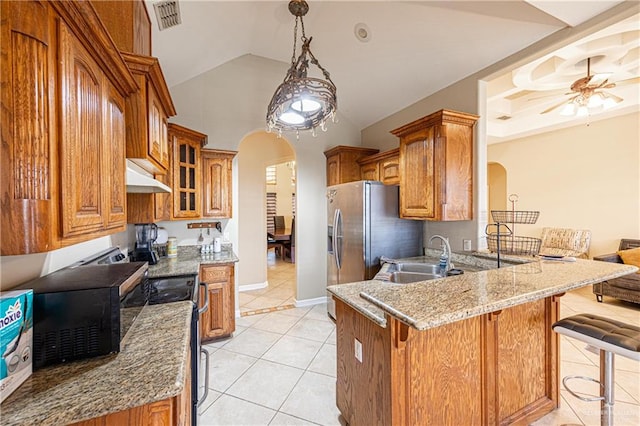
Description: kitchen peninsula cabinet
xmin=199 ymin=263 xmax=236 ymax=341
xmin=324 ymin=146 xmax=379 ymax=186
xmin=201 ymin=149 xmax=237 ymax=218
xmin=0 ymin=0 xmax=137 ymax=255
xmin=392 ymin=109 xmax=478 ymax=221
xmin=357 ymin=148 xmax=400 ymax=185
xmin=329 ymin=258 xmax=636 ymax=426
xmin=169 ymin=124 xmax=207 ymax=219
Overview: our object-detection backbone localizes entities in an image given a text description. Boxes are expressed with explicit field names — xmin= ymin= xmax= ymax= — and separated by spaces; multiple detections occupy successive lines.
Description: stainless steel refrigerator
xmin=327 ymin=180 xmax=423 ymax=318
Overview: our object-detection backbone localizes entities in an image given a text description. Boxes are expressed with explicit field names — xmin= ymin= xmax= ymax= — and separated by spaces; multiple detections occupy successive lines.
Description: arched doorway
xmin=236 ymin=131 xmax=296 ymax=315
xmin=487 ymin=162 xmax=507 ymax=214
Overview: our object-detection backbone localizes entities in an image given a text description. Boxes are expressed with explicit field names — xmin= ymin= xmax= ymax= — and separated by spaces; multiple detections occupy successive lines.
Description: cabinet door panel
xmin=199 ymin=264 xmax=235 ymax=342
xmin=148 ymin=87 xmax=169 ymax=169
xmin=202 ymin=151 xmax=235 ymax=218
xmin=400 ymin=128 xmax=436 ymax=218
xmin=380 ymin=155 xmax=400 ymax=185
xmin=104 ymin=85 xmax=126 ymax=229
xmin=59 ymin=22 xmax=104 ymax=236
xmin=360 ymin=162 xmax=378 ymax=181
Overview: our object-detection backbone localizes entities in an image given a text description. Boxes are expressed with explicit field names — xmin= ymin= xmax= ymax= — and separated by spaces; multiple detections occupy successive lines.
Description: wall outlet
xmin=354 ymin=338 xmax=363 ymax=363
xmin=463 ymin=239 xmax=472 ymax=251
xmin=224 ymin=232 xmax=230 ymax=242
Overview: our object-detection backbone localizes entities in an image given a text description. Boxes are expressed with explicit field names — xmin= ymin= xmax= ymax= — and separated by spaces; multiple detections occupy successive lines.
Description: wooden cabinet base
xmin=335 ymin=295 xmax=561 ymax=425
xmin=71 ymin=350 xmax=191 ymax=426
xmin=199 ymin=264 xmax=236 ymax=342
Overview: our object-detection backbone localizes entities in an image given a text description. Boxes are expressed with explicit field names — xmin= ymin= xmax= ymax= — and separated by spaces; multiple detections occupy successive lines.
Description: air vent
xmin=496 ymin=115 xmax=512 ymax=121
xmin=153 ymin=0 xmax=182 ymax=31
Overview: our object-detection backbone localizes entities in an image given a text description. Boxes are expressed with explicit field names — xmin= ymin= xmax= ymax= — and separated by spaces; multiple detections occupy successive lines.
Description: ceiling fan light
xmin=560 ymin=103 xmax=576 ymax=116
xmin=602 ymin=95 xmax=621 ymax=109
xmin=576 ymin=106 xmax=589 ymax=117
xmin=587 ymin=93 xmax=603 ymax=108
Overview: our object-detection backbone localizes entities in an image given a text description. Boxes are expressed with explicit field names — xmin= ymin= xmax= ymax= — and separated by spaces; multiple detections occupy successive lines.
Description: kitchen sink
xmin=389 ymin=271 xmax=443 ymax=284
xmin=395 ymin=263 xmax=441 ymax=274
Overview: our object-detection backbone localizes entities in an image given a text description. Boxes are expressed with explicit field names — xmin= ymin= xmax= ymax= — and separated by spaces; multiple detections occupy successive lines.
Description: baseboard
xmin=295 ymin=295 xmax=329 ymax=308
xmin=238 ymin=281 xmax=268 ymax=292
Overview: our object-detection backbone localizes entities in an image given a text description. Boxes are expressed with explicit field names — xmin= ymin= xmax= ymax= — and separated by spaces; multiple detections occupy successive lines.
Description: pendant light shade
xmin=266 ymin=0 xmax=337 ymax=136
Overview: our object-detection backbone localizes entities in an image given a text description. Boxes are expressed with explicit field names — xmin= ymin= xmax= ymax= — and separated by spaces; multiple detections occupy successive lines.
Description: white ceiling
xmin=146 ymin=0 xmax=636 ymax=137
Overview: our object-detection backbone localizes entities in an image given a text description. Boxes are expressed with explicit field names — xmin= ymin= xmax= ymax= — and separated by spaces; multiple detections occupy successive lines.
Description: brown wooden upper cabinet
xmin=169 ymin=124 xmax=207 ymax=219
xmin=201 ymin=149 xmax=237 ymax=219
xmin=0 ymin=1 xmax=137 ymax=255
xmin=357 ymin=148 xmax=400 ymax=185
xmin=90 ymin=0 xmax=152 ymax=56
xmin=324 ymin=146 xmax=379 ymax=186
xmin=392 ymin=109 xmax=478 ymax=221
xmin=121 ymin=53 xmax=176 ymax=174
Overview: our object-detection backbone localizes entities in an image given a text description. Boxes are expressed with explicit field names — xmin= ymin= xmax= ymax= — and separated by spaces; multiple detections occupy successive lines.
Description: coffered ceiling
xmin=145 ymin=1 xmax=636 ymax=139
xmin=486 ymin=12 xmax=640 ymax=143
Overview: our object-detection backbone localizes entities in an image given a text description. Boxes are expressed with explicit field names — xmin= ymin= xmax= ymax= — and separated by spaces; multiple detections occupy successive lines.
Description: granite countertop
xmin=1 ymin=302 xmax=193 ymax=426
xmin=148 ymin=245 xmax=239 ymax=278
xmin=328 ymin=256 xmax=637 ymax=331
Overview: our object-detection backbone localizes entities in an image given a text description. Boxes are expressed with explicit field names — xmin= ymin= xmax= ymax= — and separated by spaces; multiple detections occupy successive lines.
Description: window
xmin=266 ymin=192 xmax=277 ymax=233
xmin=266 ymin=165 xmax=276 ymax=185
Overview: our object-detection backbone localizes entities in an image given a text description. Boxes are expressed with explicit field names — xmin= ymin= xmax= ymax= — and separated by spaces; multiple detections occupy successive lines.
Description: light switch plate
xmin=354 ymin=338 xmax=363 ymax=363
xmin=463 ymin=239 xmax=472 ymax=251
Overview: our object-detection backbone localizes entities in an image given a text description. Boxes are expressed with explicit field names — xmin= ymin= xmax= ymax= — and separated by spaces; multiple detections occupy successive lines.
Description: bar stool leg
xmin=600 ymin=350 xmax=615 ymax=426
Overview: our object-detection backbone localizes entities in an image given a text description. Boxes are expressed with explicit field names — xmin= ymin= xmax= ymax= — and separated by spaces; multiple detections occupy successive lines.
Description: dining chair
xmin=283 ymin=218 xmax=295 ymax=263
xmin=273 ymin=215 xmax=285 ymax=231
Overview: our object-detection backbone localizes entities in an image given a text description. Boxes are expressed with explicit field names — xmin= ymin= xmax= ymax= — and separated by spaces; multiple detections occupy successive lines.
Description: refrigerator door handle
xmin=335 ymin=208 xmax=342 ymax=270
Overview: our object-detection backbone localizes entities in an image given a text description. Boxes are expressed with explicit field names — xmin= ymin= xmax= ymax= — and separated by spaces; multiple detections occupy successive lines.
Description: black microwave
xmin=15 ymin=262 xmax=149 ymax=369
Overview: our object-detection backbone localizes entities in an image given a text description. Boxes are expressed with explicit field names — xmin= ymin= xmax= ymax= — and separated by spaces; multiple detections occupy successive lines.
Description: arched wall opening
xmin=488 ymin=162 xmax=507 ymax=215
xmin=236 ymin=131 xmax=295 ymax=295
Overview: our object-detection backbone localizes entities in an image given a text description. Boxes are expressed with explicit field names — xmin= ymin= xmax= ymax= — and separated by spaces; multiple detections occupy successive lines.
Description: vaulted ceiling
xmin=145 ymin=1 xmax=637 ymax=140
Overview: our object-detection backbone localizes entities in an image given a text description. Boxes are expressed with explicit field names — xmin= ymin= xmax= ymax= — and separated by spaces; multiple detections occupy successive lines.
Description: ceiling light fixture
xmin=544 ymin=57 xmax=623 ymax=117
xmin=266 ymin=0 xmax=337 ymax=137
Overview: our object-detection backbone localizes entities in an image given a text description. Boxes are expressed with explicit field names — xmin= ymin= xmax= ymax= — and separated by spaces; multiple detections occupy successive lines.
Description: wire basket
xmin=491 ymin=210 xmax=539 ymax=224
xmin=486 ymin=235 xmax=541 ymax=256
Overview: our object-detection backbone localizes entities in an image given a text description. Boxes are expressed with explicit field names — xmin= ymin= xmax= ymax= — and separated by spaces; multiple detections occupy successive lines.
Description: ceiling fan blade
xmin=611 ymin=76 xmax=640 ymax=87
xmin=588 ymin=73 xmax=611 ymax=87
xmin=540 ymin=97 xmax=576 ymax=114
xmin=602 ymin=91 xmax=623 ymax=103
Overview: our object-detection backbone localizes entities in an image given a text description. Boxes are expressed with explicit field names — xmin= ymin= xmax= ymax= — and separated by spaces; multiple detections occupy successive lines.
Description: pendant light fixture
xmin=266 ymin=0 xmax=337 ymax=136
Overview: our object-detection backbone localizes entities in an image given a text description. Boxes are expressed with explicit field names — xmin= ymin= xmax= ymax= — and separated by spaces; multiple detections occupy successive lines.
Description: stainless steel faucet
xmin=429 ymin=235 xmax=451 ymax=273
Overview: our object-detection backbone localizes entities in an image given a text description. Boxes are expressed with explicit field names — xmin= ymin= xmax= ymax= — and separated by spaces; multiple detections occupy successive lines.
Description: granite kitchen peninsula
xmin=328 ymin=256 xmax=637 ymax=425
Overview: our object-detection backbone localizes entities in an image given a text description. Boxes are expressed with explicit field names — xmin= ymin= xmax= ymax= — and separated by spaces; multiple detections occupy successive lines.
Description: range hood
xmin=126 ymin=160 xmax=171 ymax=193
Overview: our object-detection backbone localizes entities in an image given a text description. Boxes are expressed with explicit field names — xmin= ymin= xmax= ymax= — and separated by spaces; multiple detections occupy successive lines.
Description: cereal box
xmin=0 ymin=289 xmax=33 ymax=403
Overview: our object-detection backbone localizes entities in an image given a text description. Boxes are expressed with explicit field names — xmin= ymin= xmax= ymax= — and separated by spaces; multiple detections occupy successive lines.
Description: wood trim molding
xmin=390 ymin=109 xmax=479 ymax=137
xmin=49 ymin=1 xmax=137 ymax=96
xmin=168 ymin=122 xmax=208 ymax=147
xmin=121 ymin=52 xmax=177 ymax=116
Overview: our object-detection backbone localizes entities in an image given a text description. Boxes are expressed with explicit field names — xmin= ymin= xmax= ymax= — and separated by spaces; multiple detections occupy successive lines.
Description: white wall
xmin=488 ymin=112 xmax=640 ymax=257
xmin=0 ymin=232 xmax=130 ymax=290
xmin=167 ymin=54 xmax=362 ymax=303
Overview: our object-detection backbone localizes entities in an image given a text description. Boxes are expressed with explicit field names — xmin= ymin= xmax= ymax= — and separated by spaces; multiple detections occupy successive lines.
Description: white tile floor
xmin=239 ymin=251 xmax=296 ymax=315
xmin=201 ymin=282 xmax=639 ymax=425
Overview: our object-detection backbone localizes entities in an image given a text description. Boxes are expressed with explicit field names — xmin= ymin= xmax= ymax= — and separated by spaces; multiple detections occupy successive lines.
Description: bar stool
xmin=552 ymin=314 xmax=640 ymax=426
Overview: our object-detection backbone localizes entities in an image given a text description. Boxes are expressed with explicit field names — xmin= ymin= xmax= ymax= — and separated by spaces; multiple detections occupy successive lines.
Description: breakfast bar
xmin=328 ymin=257 xmax=637 ymax=425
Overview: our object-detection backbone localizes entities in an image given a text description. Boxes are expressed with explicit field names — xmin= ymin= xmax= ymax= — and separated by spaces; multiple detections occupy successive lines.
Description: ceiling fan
xmin=540 ymin=57 xmax=625 ymax=116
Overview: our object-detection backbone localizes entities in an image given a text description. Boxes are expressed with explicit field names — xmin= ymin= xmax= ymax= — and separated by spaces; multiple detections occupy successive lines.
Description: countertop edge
xmin=360 ymin=262 xmax=637 ymax=331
